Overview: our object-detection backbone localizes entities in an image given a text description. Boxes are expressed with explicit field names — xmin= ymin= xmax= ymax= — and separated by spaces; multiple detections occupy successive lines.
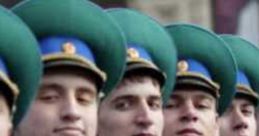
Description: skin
xmin=257 ymin=109 xmax=259 ymax=136
xmin=98 ymin=76 xmax=163 ymax=136
xmin=220 ymin=97 xmax=256 ymax=136
xmin=14 ymin=67 xmax=98 ymax=136
xmin=0 ymin=93 xmax=11 ymax=136
xmin=163 ymin=89 xmax=219 ymax=136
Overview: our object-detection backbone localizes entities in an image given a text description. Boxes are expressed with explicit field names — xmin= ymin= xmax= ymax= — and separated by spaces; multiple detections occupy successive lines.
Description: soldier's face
xmin=163 ymin=89 xmax=218 ymax=136
xmin=0 ymin=93 xmax=11 ymax=136
xmin=15 ymin=67 xmax=98 ymax=136
xmin=219 ymin=98 xmax=256 ymax=136
xmin=98 ymin=76 xmax=163 ymax=136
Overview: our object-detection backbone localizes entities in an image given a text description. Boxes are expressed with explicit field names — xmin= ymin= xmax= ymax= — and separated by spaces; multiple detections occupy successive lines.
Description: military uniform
xmin=98 ymin=9 xmax=177 ymax=136
xmin=219 ymin=35 xmax=259 ymax=136
xmin=12 ymin=0 xmax=126 ymax=98
xmin=0 ymin=4 xmax=42 ymax=128
xmin=106 ymin=8 xmax=177 ymax=101
xmin=221 ymin=35 xmax=259 ymax=105
xmin=166 ymin=24 xmax=237 ymax=114
xmin=12 ymin=0 xmax=126 ymax=136
xmin=163 ymin=24 xmax=237 ymax=136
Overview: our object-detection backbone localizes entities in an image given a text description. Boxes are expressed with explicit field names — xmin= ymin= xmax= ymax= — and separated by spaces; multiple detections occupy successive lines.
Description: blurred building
xmin=94 ymin=0 xmax=213 ymax=29
xmin=1 ymin=0 xmax=258 ymax=44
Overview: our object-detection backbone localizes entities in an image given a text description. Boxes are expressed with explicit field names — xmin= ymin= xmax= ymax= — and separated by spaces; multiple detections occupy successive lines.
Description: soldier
xmin=98 ymin=9 xmax=177 ymax=136
xmin=164 ymin=24 xmax=237 ymax=136
xmin=0 ymin=5 xmax=42 ymax=136
xmin=219 ymin=35 xmax=259 ymax=136
xmin=12 ymin=0 xmax=126 ymax=136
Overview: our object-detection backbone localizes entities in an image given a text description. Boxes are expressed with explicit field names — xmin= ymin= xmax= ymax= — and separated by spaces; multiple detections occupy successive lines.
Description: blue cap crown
xmin=39 ymin=36 xmax=96 ymax=64
xmin=0 ymin=58 xmax=9 ymax=77
xmin=237 ymin=70 xmax=251 ymax=88
xmin=178 ymin=59 xmax=212 ymax=79
xmin=127 ymin=44 xmax=153 ymax=63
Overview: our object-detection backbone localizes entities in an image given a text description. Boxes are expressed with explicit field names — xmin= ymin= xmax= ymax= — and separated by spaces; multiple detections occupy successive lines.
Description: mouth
xmin=235 ymin=131 xmax=248 ymax=136
xmin=54 ymin=126 xmax=85 ymax=135
xmin=133 ymin=133 xmax=155 ymax=136
xmin=177 ymin=128 xmax=202 ymax=136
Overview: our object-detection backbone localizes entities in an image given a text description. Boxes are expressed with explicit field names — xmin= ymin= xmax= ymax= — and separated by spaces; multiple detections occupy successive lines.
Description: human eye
xmin=38 ymin=91 xmax=59 ymax=103
xmin=242 ymin=107 xmax=254 ymax=116
xmin=113 ymin=99 xmax=132 ymax=111
xmin=148 ymin=99 xmax=162 ymax=111
xmin=164 ymin=100 xmax=179 ymax=109
xmin=196 ymin=99 xmax=212 ymax=110
xmin=77 ymin=94 xmax=95 ymax=106
xmin=76 ymin=88 xmax=97 ymax=106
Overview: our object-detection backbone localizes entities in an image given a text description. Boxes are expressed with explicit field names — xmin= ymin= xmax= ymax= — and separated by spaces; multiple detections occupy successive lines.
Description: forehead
xmin=107 ymin=77 xmax=161 ymax=101
xmin=0 ymin=93 xmax=9 ymax=110
xmin=232 ymin=97 xmax=254 ymax=107
xmin=170 ymin=89 xmax=215 ymax=101
xmin=0 ymin=93 xmax=7 ymax=104
xmin=40 ymin=67 xmax=97 ymax=92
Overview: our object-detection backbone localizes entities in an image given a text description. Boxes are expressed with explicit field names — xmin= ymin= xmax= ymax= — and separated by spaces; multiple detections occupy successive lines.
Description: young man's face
xmin=0 ymin=93 xmax=11 ymax=136
xmin=15 ymin=67 xmax=98 ymax=136
xmin=163 ymin=89 xmax=218 ymax=136
xmin=98 ymin=76 xmax=163 ymax=136
xmin=220 ymin=98 xmax=256 ymax=136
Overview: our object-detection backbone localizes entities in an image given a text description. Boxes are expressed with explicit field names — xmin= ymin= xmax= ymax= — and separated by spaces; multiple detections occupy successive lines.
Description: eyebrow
xmin=195 ymin=94 xmax=214 ymax=102
xmin=148 ymin=95 xmax=162 ymax=101
xmin=170 ymin=94 xmax=183 ymax=101
xmin=76 ymin=86 xmax=97 ymax=98
xmin=39 ymin=83 xmax=64 ymax=93
xmin=111 ymin=95 xmax=137 ymax=103
xmin=241 ymin=102 xmax=254 ymax=108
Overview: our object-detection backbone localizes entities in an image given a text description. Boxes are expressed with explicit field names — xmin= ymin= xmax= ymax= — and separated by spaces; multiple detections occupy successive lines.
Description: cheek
xmin=248 ymin=117 xmax=257 ymax=132
xmin=99 ymin=108 xmax=134 ymax=127
xmin=201 ymin=112 xmax=218 ymax=135
xmin=0 ymin=115 xmax=11 ymax=135
xmin=98 ymin=107 xmax=136 ymax=136
xmin=81 ymin=104 xmax=98 ymax=129
xmin=219 ymin=118 xmax=229 ymax=135
xmin=163 ymin=110 xmax=179 ymax=134
xmin=218 ymin=116 xmax=231 ymax=130
xmin=20 ymin=102 xmax=58 ymax=130
xmin=163 ymin=110 xmax=178 ymax=125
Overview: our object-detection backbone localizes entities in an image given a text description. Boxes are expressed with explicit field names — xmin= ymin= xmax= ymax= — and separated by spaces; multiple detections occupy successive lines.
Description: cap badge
xmin=127 ymin=48 xmax=139 ymax=59
xmin=62 ymin=42 xmax=76 ymax=54
xmin=178 ymin=60 xmax=188 ymax=72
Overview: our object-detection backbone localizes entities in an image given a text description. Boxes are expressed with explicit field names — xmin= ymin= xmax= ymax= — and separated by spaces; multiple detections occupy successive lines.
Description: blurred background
xmin=1 ymin=0 xmax=258 ymax=45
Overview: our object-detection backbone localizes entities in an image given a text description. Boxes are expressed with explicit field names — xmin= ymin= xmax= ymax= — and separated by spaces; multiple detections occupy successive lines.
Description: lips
xmin=54 ymin=126 xmax=85 ymax=135
xmin=234 ymin=130 xmax=248 ymax=136
xmin=177 ymin=128 xmax=202 ymax=136
xmin=133 ymin=133 xmax=155 ymax=136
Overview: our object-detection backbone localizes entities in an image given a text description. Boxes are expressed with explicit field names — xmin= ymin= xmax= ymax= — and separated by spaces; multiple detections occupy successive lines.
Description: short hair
xmin=117 ymin=71 xmax=160 ymax=91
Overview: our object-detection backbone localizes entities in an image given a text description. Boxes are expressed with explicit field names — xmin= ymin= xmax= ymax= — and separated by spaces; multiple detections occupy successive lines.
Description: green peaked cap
xmin=166 ymin=24 xmax=237 ymax=115
xmin=107 ymin=8 xmax=177 ymax=103
xmin=12 ymin=0 xmax=126 ymax=96
xmin=221 ymin=35 xmax=259 ymax=105
xmin=0 ymin=6 xmax=42 ymax=126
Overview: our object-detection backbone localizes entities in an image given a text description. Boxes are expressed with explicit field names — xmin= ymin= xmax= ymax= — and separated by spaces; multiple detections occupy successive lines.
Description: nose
xmin=134 ymin=100 xmax=154 ymax=128
xmin=180 ymin=101 xmax=198 ymax=123
xmin=232 ymin=109 xmax=248 ymax=131
xmin=60 ymin=97 xmax=81 ymax=122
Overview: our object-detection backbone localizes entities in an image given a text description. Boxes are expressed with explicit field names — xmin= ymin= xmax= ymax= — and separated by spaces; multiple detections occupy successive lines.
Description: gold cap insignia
xmin=178 ymin=60 xmax=188 ymax=72
xmin=127 ymin=48 xmax=139 ymax=59
xmin=62 ymin=42 xmax=76 ymax=54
